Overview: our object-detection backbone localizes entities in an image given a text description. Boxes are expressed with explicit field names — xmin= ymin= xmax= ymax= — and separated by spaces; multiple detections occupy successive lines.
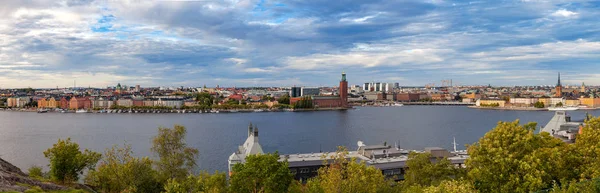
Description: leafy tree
xmin=85 ymin=144 xmax=161 ymax=193
xmin=277 ymin=94 xmax=290 ymax=105
xmin=164 ymin=172 xmax=227 ymax=193
xmin=466 ymin=120 xmax=565 ymax=193
xmin=152 ymin=125 xmax=199 ymax=182
xmin=43 ymin=138 xmax=101 ymax=184
xmin=550 ymin=178 xmax=600 ymax=193
xmin=534 ymin=101 xmax=545 ymax=108
xmin=422 ymin=180 xmax=478 ymax=193
xmin=403 ymin=152 xmax=459 ymax=187
xmin=229 ymin=153 xmax=293 ymax=193
xmin=575 ymin=116 xmax=600 ymax=179
xmin=28 ymin=166 xmax=45 ymax=180
xmin=306 ymin=146 xmax=393 ymax=193
xmin=556 ymin=102 xmax=563 ymax=107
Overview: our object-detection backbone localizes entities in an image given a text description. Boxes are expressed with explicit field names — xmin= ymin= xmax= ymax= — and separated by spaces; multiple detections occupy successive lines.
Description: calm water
xmin=1 ymin=106 xmax=599 ymax=173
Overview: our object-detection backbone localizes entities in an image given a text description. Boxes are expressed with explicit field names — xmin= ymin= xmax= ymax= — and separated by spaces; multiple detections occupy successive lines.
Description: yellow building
xmin=47 ymin=98 xmax=58 ymax=108
xmin=565 ymin=99 xmax=580 ymax=107
xmin=579 ymin=97 xmax=600 ymax=108
xmin=37 ymin=98 xmax=48 ymax=108
xmin=477 ymin=99 xmax=506 ymax=107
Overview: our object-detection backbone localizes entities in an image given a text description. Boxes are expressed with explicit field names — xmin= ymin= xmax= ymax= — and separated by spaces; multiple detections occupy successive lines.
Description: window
xmin=300 ymin=168 xmax=309 ymax=174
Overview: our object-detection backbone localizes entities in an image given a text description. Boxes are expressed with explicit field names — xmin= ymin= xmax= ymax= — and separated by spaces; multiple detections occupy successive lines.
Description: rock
xmin=0 ymin=157 xmax=68 ymax=192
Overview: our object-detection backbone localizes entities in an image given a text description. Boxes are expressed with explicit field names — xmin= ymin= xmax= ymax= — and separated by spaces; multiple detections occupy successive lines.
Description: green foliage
xmin=197 ymin=92 xmax=215 ymax=106
xmin=293 ymin=96 xmax=313 ymax=109
xmin=534 ymin=101 xmax=545 ymax=108
xmin=466 ymin=120 xmax=567 ymax=193
xmin=575 ymin=116 xmax=600 ymax=179
xmin=151 ymin=125 xmax=199 ymax=182
xmin=403 ymin=152 xmax=460 ymax=187
xmin=164 ymin=172 xmax=227 ymax=193
xmin=556 ymin=102 xmax=563 ymax=107
xmin=305 ymin=146 xmax=394 ymax=193
xmin=229 ymin=153 xmax=293 ymax=193
xmin=550 ymin=178 xmax=600 ymax=193
xmin=85 ymin=144 xmax=161 ymax=193
xmin=277 ymin=94 xmax=290 ymax=105
xmin=479 ymin=103 xmax=500 ymax=107
xmin=422 ymin=180 xmax=478 ymax=193
xmin=43 ymin=138 xmax=101 ymax=184
xmin=28 ymin=166 xmax=45 ymax=180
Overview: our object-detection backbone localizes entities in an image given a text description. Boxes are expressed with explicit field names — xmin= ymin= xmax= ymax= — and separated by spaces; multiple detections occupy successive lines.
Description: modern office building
xmin=290 ymin=87 xmax=302 ymax=97
xmin=301 ymin=87 xmax=320 ymax=96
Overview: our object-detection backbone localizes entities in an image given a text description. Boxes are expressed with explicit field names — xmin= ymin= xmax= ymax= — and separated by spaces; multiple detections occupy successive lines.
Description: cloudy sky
xmin=0 ymin=0 xmax=599 ymax=88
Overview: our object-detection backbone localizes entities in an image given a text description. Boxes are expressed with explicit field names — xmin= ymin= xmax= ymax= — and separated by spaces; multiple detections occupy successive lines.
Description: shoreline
xmin=468 ymin=106 xmax=600 ymax=111
xmin=0 ymin=107 xmax=351 ymax=114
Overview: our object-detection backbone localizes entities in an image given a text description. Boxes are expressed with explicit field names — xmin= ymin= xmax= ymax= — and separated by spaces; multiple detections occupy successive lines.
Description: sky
xmin=0 ymin=0 xmax=599 ymax=88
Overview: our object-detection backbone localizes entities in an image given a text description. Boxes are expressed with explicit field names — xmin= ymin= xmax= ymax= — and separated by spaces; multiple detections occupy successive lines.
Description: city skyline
xmin=1 ymin=0 xmax=599 ymax=88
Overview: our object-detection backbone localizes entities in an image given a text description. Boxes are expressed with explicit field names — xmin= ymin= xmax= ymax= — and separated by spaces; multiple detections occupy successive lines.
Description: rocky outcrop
xmin=0 ymin=157 xmax=68 ymax=192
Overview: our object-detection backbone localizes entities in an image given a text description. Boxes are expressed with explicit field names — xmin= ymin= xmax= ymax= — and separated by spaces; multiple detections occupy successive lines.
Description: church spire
xmin=556 ymin=72 xmax=561 ymax=87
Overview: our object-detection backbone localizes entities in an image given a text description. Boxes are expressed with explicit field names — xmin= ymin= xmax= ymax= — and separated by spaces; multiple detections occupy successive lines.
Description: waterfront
xmin=1 ymin=106 xmax=599 ymax=173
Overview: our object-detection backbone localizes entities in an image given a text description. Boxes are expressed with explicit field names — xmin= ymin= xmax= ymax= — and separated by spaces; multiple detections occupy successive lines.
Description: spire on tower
xmin=557 ymin=72 xmax=561 ymax=87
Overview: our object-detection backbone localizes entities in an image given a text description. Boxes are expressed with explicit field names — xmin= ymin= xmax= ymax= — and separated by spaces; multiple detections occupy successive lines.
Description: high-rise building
xmin=555 ymin=73 xmax=562 ymax=97
xmin=339 ymin=72 xmax=348 ymax=107
xmin=290 ymin=87 xmax=301 ymax=97
xmin=301 ymin=87 xmax=320 ymax=96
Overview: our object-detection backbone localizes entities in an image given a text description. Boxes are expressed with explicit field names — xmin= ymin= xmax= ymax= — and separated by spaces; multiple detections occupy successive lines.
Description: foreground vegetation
xmin=18 ymin=116 xmax=600 ymax=193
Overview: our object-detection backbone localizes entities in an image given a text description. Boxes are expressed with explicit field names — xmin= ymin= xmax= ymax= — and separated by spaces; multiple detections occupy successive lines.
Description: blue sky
xmin=0 ymin=0 xmax=599 ymax=88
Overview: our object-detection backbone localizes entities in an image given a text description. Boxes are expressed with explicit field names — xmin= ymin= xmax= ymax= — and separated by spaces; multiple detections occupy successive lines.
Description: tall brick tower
xmin=555 ymin=72 xmax=562 ymax=97
xmin=340 ymin=72 xmax=348 ymax=107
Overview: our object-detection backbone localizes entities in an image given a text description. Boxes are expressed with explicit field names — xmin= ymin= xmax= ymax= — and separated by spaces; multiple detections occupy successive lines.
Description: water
xmin=1 ymin=106 xmax=598 ymax=173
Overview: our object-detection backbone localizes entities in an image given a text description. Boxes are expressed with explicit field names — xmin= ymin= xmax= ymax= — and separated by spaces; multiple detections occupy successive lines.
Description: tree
xmin=43 ymin=138 xmax=101 ymax=184
xmin=164 ymin=172 xmax=228 ymax=193
xmin=534 ymin=101 xmax=545 ymax=108
xmin=229 ymin=153 xmax=293 ymax=193
xmin=422 ymin=180 xmax=478 ymax=193
xmin=556 ymin=102 xmax=563 ymax=107
xmin=403 ymin=152 xmax=459 ymax=187
xmin=277 ymin=94 xmax=290 ymax=105
xmin=85 ymin=144 xmax=161 ymax=193
xmin=466 ymin=120 xmax=566 ymax=193
xmin=152 ymin=125 xmax=199 ymax=182
xmin=28 ymin=166 xmax=45 ymax=180
xmin=574 ymin=116 xmax=600 ymax=179
xmin=306 ymin=146 xmax=393 ymax=193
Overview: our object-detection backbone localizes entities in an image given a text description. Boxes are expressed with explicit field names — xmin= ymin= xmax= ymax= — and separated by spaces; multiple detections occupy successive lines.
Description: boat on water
xmin=75 ymin=109 xmax=88 ymax=113
xmin=548 ymin=107 xmax=579 ymax=111
xmin=253 ymin=109 xmax=264 ymax=112
xmin=392 ymin=103 xmax=404 ymax=107
xmin=37 ymin=109 xmax=48 ymax=113
xmin=230 ymin=110 xmax=239 ymax=113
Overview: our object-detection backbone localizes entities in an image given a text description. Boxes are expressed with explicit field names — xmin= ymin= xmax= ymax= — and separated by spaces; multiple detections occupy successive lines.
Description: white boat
xmin=548 ymin=107 xmax=579 ymax=111
xmin=392 ymin=103 xmax=404 ymax=107
xmin=254 ymin=109 xmax=264 ymax=112
xmin=230 ymin=110 xmax=239 ymax=113
xmin=76 ymin=109 xmax=88 ymax=113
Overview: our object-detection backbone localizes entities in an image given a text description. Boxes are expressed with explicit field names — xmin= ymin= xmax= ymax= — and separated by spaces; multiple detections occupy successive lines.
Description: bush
xmin=43 ymin=138 xmax=101 ymax=184
xmin=85 ymin=144 xmax=161 ymax=193
xmin=27 ymin=166 xmax=45 ymax=180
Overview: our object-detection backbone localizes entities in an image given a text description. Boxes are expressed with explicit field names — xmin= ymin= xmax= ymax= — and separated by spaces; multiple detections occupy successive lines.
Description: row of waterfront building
xmin=477 ymin=96 xmax=600 ymax=108
xmin=7 ymin=96 xmax=196 ymax=109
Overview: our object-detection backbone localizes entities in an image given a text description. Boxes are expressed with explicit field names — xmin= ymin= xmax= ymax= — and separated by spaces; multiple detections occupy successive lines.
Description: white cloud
xmin=551 ymin=9 xmax=578 ymax=18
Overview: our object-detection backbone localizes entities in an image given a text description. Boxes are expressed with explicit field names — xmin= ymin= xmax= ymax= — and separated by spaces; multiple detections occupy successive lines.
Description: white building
xmin=301 ymin=87 xmax=320 ymax=96
xmin=228 ymin=124 xmax=263 ymax=174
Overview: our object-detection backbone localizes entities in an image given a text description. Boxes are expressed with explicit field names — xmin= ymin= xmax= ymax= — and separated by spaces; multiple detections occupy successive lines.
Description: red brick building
xmin=60 ymin=97 xmax=70 ymax=109
xmin=69 ymin=97 xmax=92 ymax=109
xmin=339 ymin=72 xmax=348 ymax=108
xmin=396 ymin=93 xmax=420 ymax=102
